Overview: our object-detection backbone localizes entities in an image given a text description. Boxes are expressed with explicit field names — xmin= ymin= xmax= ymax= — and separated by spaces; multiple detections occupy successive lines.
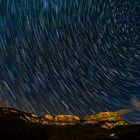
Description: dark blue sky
xmin=0 ymin=0 xmax=140 ymax=122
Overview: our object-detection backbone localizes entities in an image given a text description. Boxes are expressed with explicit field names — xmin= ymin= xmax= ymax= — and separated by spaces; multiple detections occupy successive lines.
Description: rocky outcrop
xmin=84 ymin=111 xmax=123 ymax=122
xmin=54 ymin=114 xmax=80 ymax=122
xmin=83 ymin=111 xmax=128 ymax=128
xmin=43 ymin=114 xmax=80 ymax=122
xmin=41 ymin=114 xmax=80 ymax=125
xmin=43 ymin=114 xmax=54 ymax=121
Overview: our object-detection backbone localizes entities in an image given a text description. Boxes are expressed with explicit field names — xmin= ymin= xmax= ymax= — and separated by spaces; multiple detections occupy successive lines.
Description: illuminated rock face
xmin=54 ymin=115 xmax=80 ymax=122
xmin=84 ymin=112 xmax=123 ymax=122
xmin=101 ymin=121 xmax=128 ymax=129
xmin=44 ymin=115 xmax=54 ymax=121
xmin=82 ymin=111 xmax=129 ymax=128
xmin=31 ymin=114 xmax=37 ymax=117
xmin=41 ymin=114 xmax=80 ymax=125
xmin=40 ymin=112 xmax=128 ymax=128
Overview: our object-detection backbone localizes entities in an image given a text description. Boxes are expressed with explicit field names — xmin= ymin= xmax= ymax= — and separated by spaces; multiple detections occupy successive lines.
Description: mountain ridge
xmin=0 ymin=107 xmax=139 ymax=140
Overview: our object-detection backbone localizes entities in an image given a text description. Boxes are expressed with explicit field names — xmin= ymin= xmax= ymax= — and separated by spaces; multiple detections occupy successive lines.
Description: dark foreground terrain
xmin=0 ymin=108 xmax=140 ymax=140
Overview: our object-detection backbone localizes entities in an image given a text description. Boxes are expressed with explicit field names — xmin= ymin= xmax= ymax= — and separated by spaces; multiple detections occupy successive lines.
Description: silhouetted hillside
xmin=0 ymin=107 xmax=140 ymax=140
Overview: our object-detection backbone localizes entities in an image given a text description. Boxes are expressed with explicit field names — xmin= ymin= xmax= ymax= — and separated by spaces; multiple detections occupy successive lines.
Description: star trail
xmin=0 ymin=0 xmax=140 ymax=123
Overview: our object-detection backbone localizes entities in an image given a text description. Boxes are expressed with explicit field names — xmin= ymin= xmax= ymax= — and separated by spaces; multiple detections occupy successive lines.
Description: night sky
xmin=0 ymin=0 xmax=140 ymax=123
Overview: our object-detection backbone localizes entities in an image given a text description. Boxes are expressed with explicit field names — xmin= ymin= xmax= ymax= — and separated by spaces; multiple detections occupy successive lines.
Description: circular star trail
xmin=0 ymin=0 xmax=140 ymax=122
